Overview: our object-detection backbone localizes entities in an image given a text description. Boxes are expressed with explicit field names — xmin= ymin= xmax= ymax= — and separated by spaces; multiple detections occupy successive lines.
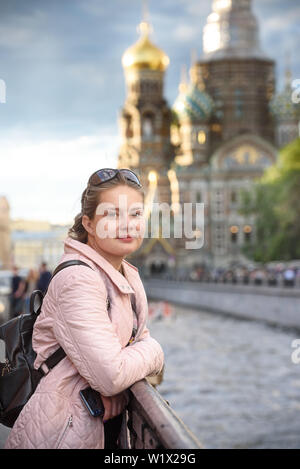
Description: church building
xmin=118 ymin=0 xmax=300 ymax=273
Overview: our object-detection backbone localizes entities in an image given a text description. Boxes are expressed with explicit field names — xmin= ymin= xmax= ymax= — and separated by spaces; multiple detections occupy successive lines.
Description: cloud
xmin=0 ymin=24 xmax=35 ymax=48
xmin=0 ymin=129 xmax=120 ymax=224
xmin=263 ymin=7 xmax=300 ymax=32
xmin=182 ymin=0 xmax=211 ymax=18
xmin=78 ymin=0 xmax=107 ymax=18
xmin=0 ymin=9 xmax=58 ymax=55
xmin=0 ymin=0 xmax=299 ymax=227
xmin=173 ymin=24 xmax=200 ymax=43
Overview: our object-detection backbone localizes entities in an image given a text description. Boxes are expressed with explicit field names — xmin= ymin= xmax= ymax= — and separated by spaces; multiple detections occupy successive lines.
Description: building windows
xmin=125 ymin=114 xmax=133 ymax=139
xmin=234 ymin=89 xmax=244 ymax=118
xmin=214 ymin=223 xmax=226 ymax=255
xmin=191 ymin=131 xmax=198 ymax=144
xmin=198 ymin=131 xmax=206 ymax=144
xmin=230 ymin=190 xmax=238 ymax=206
xmin=211 ymin=123 xmax=222 ymax=133
xmin=141 ymin=80 xmax=160 ymax=95
xmin=131 ymin=83 xmax=139 ymax=94
xmin=213 ymin=88 xmax=224 ymax=119
xmin=213 ymin=189 xmax=225 ymax=219
xmin=142 ymin=113 xmax=155 ymax=139
xmin=195 ymin=191 xmax=202 ymax=203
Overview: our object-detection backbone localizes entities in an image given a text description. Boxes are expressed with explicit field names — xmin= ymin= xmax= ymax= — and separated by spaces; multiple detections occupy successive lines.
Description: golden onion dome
xmin=122 ymin=21 xmax=170 ymax=72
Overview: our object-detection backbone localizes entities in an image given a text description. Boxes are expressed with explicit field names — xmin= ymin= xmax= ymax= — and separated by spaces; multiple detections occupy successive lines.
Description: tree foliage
xmin=239 ymin=138 xmax=300 ymax=262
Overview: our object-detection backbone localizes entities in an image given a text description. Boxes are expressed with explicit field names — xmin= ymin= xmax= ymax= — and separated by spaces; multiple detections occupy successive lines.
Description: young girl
xmin=5 ymin=168 xmax=164 ymax=449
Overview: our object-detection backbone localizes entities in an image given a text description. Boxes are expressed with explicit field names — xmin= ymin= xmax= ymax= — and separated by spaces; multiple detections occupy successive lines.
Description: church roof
xmin=122 ymin=21 xmax=169 ymax=72
xmin=140 ymin=236 xmax=175 ymax=256
xmin=173 ymin=83 xmax=214 ymax=123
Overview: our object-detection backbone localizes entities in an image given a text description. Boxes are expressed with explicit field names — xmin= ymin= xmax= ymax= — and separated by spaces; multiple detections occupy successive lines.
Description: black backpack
xmin=0 ymin=259 xmax=93 ymax=428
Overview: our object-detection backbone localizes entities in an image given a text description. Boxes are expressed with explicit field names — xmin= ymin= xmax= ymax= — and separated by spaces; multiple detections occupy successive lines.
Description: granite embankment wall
xmin=143 ymin=279 xmax=300 ymax=332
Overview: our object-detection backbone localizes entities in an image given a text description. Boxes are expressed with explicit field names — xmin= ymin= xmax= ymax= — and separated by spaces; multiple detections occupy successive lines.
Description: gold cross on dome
xmin=142 ymin=0 xmax=150 ymax=23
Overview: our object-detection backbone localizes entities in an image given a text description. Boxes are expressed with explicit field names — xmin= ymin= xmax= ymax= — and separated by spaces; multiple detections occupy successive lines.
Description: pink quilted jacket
xmin=5 ymin=236 xmax=164 ymax=449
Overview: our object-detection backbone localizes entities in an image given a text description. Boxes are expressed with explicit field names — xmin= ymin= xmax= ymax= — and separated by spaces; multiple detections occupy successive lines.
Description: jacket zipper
xmin=128 ymin=294 xmax=140 ymax=344
xmin=56 ymin=415 xmax=73 ymax=449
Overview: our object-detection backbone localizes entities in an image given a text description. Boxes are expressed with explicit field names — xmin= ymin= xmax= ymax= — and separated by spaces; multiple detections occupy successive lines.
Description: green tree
xmin=239 ymin=138 xmax=300 ymax=262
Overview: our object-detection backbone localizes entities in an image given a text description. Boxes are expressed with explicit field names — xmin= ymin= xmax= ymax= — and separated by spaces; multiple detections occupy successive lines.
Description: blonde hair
xmin=68 ymin=170 xmax=145 ymax=244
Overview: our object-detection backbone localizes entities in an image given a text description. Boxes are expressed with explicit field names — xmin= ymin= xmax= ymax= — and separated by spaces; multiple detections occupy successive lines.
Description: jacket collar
xmin=63 ymin=236 xmax=136 ymax=294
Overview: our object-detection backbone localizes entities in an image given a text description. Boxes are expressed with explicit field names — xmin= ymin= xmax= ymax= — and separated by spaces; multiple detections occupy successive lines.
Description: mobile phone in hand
xmin=79 ymin=387 xmax=105 ymax=417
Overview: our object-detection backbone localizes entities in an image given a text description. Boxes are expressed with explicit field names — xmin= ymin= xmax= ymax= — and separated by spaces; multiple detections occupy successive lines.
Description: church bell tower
xmin=118 ymin=16 xmax=174 ymax=200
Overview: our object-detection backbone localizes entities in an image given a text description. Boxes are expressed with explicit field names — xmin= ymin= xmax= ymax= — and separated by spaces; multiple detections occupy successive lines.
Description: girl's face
xmin=84 ymin=185 xmax=145 ymax=258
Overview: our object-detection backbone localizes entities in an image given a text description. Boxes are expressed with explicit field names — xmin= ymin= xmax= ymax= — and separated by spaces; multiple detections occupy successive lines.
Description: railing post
xmin=122 ymin=379 xmax=203 ymax=449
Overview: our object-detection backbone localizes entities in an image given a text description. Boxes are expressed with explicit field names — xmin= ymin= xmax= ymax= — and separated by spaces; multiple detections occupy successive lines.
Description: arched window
xmin=198 ymin=131 xmax=206 ymax=145
xmin=234 ymin=88 xmax=244 ymax=118
xmin=125 ymin=115 xmax=133 ymax=139
xmin=142 ymin=112 xmax=155 ymax=139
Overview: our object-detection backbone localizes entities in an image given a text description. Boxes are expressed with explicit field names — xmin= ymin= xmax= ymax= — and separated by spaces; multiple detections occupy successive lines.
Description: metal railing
xmin=119 ymin=379 xmax=203 ymax=449
xmin=142 ymin=274 xmax=300 ymax=290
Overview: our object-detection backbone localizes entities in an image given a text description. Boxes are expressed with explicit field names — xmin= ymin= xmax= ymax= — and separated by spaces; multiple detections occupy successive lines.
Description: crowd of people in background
xmin=188 ymin=264 xmax=300 ymax=288
xmin=9 ymin=262 xmax=52 ymax=319
xmin=145 ymin=263 xmax=300 ymax=289
xmin=7 ymin=261 xmax=300 ymax=320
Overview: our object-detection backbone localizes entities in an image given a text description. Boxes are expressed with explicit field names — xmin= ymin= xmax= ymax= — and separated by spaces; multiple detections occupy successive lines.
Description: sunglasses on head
xmin=87 ymin=168 xmax=142 ymax=188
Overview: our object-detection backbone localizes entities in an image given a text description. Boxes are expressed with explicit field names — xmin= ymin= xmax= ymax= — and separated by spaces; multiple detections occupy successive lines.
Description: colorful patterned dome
xmin=173 ymin=83 xmax=214 ymax=123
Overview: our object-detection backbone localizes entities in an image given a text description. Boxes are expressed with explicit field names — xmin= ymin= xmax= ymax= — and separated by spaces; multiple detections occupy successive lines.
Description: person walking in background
xmin=9 ymin=266 xmax=26 ymax=318
xmin=24 ymin=268 xmax=39 ymax=314
xmin=36 ymin=262 xmax=52 ymax=294
xmin=283 ymin=268 xmax=295 ymax=287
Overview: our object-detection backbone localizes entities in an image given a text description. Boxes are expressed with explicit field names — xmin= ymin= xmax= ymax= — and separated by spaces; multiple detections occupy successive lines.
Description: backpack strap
xmin=38 ymin=346 xmax=68 ymax=377
xmin=37 ymin=259 xmax=93 ymax=377
xmin=46 ymin=259 xmax=95 ymax=294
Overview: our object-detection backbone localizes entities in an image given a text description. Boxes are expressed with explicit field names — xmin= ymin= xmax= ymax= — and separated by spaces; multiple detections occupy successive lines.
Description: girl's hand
xmin=101 ymin=391 xmax=129 ymax=422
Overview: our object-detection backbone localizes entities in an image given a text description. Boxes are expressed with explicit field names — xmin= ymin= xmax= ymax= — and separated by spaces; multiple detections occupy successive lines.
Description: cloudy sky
xmin=0 ymin=0 xmax=299 ymax=224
